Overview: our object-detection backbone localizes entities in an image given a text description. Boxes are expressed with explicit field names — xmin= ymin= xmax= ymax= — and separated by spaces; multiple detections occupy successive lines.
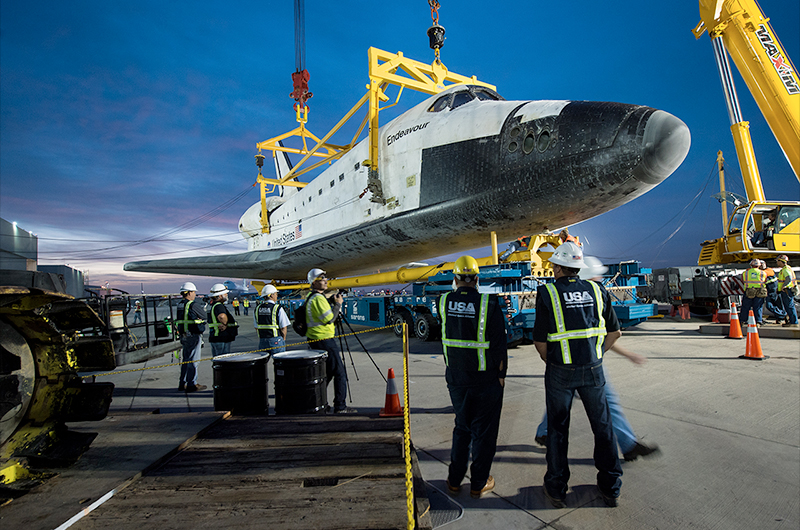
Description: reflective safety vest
xmin=243 ymin=299 xmax=250 ymax=307
xmin=306 ymin=292 xmax=335 ymax=340
xmin=255 ymin=301 xmax=280 ymax=337
xmin=777 ymin=265 xmax=797 ymax=291
xmin=544 ymin=281 xmax=606 ymax=365
xmin=232 ymin=300 xmax=240 ymax=307
xmin=439 ymin=292 xmax=491 ymax=371
xmin=209 ymin=302 xmax=238 ymax=338
xmin=175 ymin=300 xmax=204 ymax=334
xmin=743 ymin=268 xmax=765 ymax=289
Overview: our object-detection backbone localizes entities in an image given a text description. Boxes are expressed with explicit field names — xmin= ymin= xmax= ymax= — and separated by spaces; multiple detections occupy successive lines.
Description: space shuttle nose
xmin=633 ymin=110 xmax=691 ymax=185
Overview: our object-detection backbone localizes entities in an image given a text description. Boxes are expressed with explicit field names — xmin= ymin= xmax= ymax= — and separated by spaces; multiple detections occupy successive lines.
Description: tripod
xmin=334 ymin=314 xmax=387 ymax=402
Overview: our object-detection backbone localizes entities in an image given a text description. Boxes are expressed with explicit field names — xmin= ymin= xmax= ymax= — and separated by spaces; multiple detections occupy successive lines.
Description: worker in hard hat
xmin=534 ymin=256 xmax=659 ymax=463
xmin=439 ymin=255 xmax=507 ymax=499
xmin=207 ymin=283 xmax=238 ymax=357
xmin=740 ymin=259 xmax=767 ymax=326
xmin=759 ymin=260 xmax=786 ymax=324
xmin=176 ymin=282 xmax=207 ymax=392
xmin=499 ymin=235 xmax=532 ymax=262
xmin=533 ymin=242 xmax=622 ymax=508
xmin=775 ymin=255 xmax=798 ymax=327
xmin=558 ymin=228 xmax=581 ymax=246
xmin=255 ymin=284 xmax=290 ymax=355
xmin=306 ymin=268 xmax=354 ymax=414
xmin=133 ymin=300 xmax=143 ymax=324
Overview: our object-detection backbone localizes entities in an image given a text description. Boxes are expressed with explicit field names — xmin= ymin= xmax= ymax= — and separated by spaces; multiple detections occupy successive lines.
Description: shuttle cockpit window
xmin=429 ymin=94 xmax=451 ymax=112
xmin=451 ymin=91 xmax=474 ymax=109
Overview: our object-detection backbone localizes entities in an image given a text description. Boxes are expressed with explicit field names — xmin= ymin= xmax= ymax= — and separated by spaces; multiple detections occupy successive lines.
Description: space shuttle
xmin=125 ymin=83 xmax=690 ymax=282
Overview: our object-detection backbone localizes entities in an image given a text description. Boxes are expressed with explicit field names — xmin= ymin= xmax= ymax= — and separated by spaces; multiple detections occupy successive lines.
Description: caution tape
xmin=402 ymin=322 xmax=415 ymax=530
xmin=81 ymin=325 xmax=397 ymax=380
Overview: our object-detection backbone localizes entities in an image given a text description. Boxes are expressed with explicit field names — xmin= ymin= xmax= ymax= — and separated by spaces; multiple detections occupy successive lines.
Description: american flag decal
xmin=295 ymin=224 xmax=302 ymax=239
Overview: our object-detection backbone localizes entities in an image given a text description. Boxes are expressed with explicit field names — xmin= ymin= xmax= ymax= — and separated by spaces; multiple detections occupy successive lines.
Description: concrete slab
xmin=1 ymin=318 xmax=797 ymax=530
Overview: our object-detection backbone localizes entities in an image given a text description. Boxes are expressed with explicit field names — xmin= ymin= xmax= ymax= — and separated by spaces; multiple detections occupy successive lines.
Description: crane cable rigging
xmin=290 ymin=0 xmax=312 ymax=112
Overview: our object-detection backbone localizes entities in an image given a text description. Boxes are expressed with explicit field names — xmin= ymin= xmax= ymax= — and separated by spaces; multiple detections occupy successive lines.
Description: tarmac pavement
xmin=2 ymin=316 xmax=797 ymax=529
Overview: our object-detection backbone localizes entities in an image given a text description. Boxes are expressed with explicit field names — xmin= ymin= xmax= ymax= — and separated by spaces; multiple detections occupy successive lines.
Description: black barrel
xmin=212 ymin=353 xmax=269 ymax=415
xmin=273 ymin=350 xmax=328 ymax=415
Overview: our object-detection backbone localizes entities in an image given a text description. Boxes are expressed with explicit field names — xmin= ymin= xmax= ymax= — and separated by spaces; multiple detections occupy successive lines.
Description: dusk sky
xmin=1 ymin=1 xmax=798 ymax=295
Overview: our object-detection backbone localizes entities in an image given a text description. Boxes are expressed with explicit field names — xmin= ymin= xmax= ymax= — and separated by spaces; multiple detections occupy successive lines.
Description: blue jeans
xmin=447 ymin=379 xmax=504 ymax=491
xmin=133 ymin=312 xmax=142 ymax=324
xmin=739 ymin=296 xmax=765 ymax=324
xmin=780 ymin=290 xmax=798 ymax=324
xmin=544 ymin=362 xmax=622 ymax=499
xmin=179 ymin=334 xmax=202 ymax=385
xmin=764 ymin=289 xmax=786 ymax=319
xmin=210 ymin=341 xmax=231 ymax=357
xmin=258 ymin=336 xmax=285 ymax=356
xmin=536 ymin=365 xmax=637 ymax=454
xmin=309 ymin=338 xmax=348 ymax=411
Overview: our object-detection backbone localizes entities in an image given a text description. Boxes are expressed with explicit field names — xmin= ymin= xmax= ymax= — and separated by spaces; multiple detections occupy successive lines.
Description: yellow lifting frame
xmin=252 ymin=47 xmax=495 ymax=233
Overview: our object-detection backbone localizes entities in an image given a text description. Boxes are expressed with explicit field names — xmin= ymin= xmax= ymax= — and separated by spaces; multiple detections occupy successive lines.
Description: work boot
xmin=543 ymin=484 xmax=566 ymax=508
xmin=333 ymin=407 xmax=358 ymax=414
xmin=598 ymin=487 xmax=619 ymax=507
xmin=445 ymin=478 xmax=461 ymax=494
xmin=534 ymin=435 xmax=547 ymax=447
xmin=470 ymin=475 xmax=494 ymax=498
xmin=185 ymin=384 xmax=207 ymax=392
xmin=178 ymin=382 xmax=185 ymax=392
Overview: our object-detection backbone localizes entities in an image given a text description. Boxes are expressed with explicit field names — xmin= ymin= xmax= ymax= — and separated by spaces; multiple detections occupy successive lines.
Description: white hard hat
xmin=209 ymin=283 xmax=229 ymax=296
xmin=579 ymin=256 xmax=608 ymax=280
xmin=749 ymin=259 xmax=760 ymax=267
xmin=180 ymin=281 xmax=197 ymax=292
xmin=549 ymin=242 xmax=587 ymax=269
xmin=307 ymin=268 xmax=326 ymax=284
xmin=261 ymin=284 xmax=278 ymax=296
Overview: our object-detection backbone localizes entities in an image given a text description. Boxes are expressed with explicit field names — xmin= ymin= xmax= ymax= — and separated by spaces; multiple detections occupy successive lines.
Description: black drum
xmin=212 ymin=353 xmax=269 ymax=415
xmin=273 ymin=350 xmax=328 ymax=415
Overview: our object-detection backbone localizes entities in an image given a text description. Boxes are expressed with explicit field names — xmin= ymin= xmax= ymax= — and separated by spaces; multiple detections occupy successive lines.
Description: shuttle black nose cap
xmin=634 ymin=110 xmax=691 ymax=185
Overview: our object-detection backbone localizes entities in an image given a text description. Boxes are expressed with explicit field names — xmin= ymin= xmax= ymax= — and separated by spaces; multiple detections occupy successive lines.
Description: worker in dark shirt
xmin=176 ymin=281 xmax=207 ymax=393
xmin=440 ymin=255 xmax=508 ymax=498
xmin=533 ymin=242 xmax=622 ymax=508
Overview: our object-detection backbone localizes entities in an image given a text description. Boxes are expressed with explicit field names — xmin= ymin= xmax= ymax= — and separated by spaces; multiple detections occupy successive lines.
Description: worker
xmin=232 ymin=298 xmax=240 ymax=316
xmin=775 ymin=255 xmax=798 ymax=327
xmin=255 ymin=284 xmax=290 ymax=355
xmin=534 ymin=256 xmax=659 ymax=462
xmin=207 ymin=283 xmax=238 ymax=357
xmin=133 ymin=300 xmax=143 ymax=324
xmin=534 ymin=242 xmax=622 ymax=508
xmin=243 ymin=298 xmax=250 ymax=316
xmin=739 ymin=259 xmax=767 ymax=326
xmin=558 ymin=228 xmax=581 ymax=246
xmin=759 ymin=260 xmax=786 ymax=324
xmin=306 ymin=268 xmax=355 ymax=414
xmin=751 ymin=210 xmax=777 ymax=247
xmin=440 ymin=255 xmax=507 ymax=499
xmin=499 ymin=235 xmax=532 ymax=261
xmin=175 ymin=282 xmax=207 ymax=393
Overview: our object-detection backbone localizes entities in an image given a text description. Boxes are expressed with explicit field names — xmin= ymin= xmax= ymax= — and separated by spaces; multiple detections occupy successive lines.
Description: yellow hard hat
xmin=453 ymin=255 xmax=480 ymax=277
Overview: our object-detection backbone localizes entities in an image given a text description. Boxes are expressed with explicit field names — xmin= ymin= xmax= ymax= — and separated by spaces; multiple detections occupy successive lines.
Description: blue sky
xmin=1 ymin=1 xmax=798 ymax=294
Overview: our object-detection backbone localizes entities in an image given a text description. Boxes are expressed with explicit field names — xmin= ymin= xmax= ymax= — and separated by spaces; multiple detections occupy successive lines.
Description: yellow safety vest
xmin=777 ymin=265 xmax=796 ymax=292
xmin=743 ymin=268 xmax=765 ymax=289
xmin=175 ymin=300 xmax=204 ymax=334
xmin=208 ymin=302 xmax=238 ymax=337
xmin=544 ymin=281 xmax=606 ymax=365
xmin=255 ymin=301 xmax=280 ymax=336
xmin=306 ymin=292 xmax=335 ymax=340
xmin=439 ymin=292 xmax=491 ymax=371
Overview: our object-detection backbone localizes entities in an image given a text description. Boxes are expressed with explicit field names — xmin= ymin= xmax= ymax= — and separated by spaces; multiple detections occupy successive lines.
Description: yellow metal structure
xmin=694 ymin=0 xmax=799 ymax=181
xmin=694 ymin=0 xmax=800 ymax=265
xmin=252 ymin=47 xmax=494 ymax=231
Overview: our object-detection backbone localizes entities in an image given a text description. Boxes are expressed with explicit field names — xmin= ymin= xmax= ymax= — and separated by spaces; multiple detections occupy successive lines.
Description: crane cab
xmin=699 ymin=201 xmax=800 ymax=265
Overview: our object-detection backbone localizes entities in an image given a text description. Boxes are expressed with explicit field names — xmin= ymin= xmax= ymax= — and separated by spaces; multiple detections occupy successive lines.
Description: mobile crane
xmin=693 ymin=0 xmax=799 ymax=266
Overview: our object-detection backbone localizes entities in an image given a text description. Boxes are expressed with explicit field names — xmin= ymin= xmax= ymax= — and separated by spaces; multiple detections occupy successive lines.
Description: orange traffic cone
xmin=679 ymin=304 xmax=690 ymax=319
xmin=379 ymin=368 xmax=404 ymax=417
xmin=711 ymin=309 xmax=719 ymax=323
xmin=740 ymin=310 xmax=768 ymax=360
xmin=727 ymin=303 xmax=744 ymax=339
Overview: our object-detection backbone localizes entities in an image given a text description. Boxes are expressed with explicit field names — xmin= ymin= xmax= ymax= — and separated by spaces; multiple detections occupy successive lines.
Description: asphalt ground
xmin=2 ymin=316 xmax=798 ymax=530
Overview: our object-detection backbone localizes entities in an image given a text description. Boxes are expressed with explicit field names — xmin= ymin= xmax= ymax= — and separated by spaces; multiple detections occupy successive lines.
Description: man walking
xmin=176 ymin=282 xmax=207 ymax=392
xmin=255 ymin=284 xmax=289 ymax=355
xmin=306 ymin=268 xmax=354 ymax=414
xmin=207 ymin=283 xmax=238 ymax=357
xmin=439 ymin=255 xmax=507 ymax=498
xmin=534 ymin=242 xmax=623 ymax=508
xmin=776 ymin=255 xmax=798 ymax=327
